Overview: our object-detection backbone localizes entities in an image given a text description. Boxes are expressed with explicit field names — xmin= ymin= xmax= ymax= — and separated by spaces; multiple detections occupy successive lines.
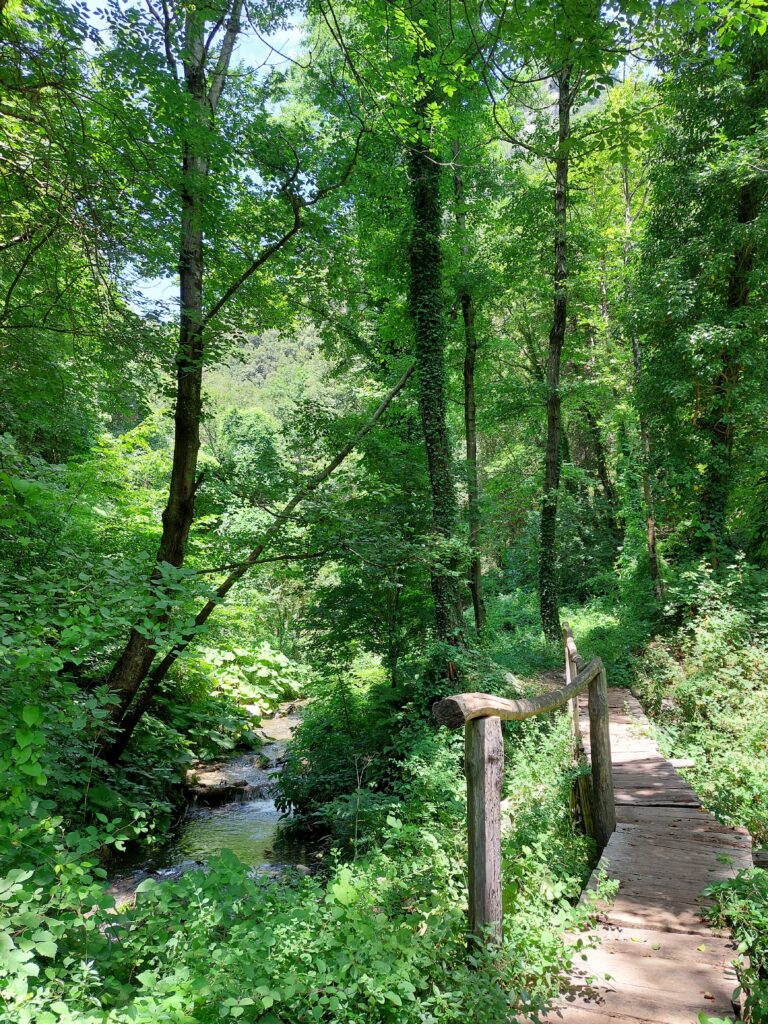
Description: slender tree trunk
xmin=630 ymin=335 xmax=664 ymax=599
xmin=104 ymin=17 xmax=210 ymax=715
xmin=539 ymin=68 xmax=570 ymax=642
xmin=622 ymin=159 xmax=664 ymax=601
xmin=408 ymin=138 xmax=464 ymax=644
xmin=583 ymin=406 xmax=621 ymax=539
xmin=452 ymin=140 xmax=486 ymax=633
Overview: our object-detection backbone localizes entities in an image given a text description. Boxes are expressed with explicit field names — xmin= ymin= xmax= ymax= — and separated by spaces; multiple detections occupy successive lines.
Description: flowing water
xmin=108 ymin=705 xmax=309 ymax=902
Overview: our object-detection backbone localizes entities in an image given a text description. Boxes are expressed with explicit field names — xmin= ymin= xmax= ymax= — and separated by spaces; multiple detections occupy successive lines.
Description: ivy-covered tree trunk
xmin=539 ymin=67 xmax=570 ymax=642
xmin=453 ymin=140 xmax=486 ymax=633
xmin=409 ymin=138 xmax=464 ymax=644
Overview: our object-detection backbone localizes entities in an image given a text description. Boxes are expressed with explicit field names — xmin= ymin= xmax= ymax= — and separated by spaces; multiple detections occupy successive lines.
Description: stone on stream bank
xmin=183 ymin=699 xmax=309 ymax=806
xmin=185 ymin=762 xmax=275 ymax=806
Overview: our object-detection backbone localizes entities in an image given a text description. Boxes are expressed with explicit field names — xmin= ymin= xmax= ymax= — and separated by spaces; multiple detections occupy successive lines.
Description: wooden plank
xmin=592 ymin=900 xmax=716 ymax=935
xmin=602 ymin=836 xmax=752 ymax=870
xmin=566 ymin=967 xmax=735 ymax=1013
xmin=609 ymin=834 xmax=752 ymax=861
xmin=544 ymin=1007 xmax=734 ymax=1024
xmin=615 ymin=803 xmax=742 ymax=824
xmin=613 ymin=793 xmax=703 ymax=805
xmin=611 ymin=770 xmax=696 ymax=782
xmin=550 ymin=686 xmax=750 ymax=1023
xmin=554 ymin=989 xmax=735 ymax=1024
xmin=615 ymin=809 xmax=751 ymax=842
xmin=598 ymin=882 xmax=716 ymax=905
xmin=600 ymin=861 xmax=739 ymax=885
xmin=586 ymin=927 xmax=737 ymax=967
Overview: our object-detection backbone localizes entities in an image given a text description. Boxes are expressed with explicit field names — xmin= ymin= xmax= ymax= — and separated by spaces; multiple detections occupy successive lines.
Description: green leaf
xmin=22 ymin=706 xmax=43 ymax=726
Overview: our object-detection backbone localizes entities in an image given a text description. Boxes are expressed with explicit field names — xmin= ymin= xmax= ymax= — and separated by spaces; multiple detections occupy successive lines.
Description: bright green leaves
xmin=22 ymin=706 xmax=43 ymax=727
xmin=6 ymin=708 xmax=47 ymax=787
xmin=326 ymin=865 xmax=359 ymax=906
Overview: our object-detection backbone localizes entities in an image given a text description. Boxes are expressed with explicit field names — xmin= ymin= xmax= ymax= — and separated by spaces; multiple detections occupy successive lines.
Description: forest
xmin=1 ymin=0 xmax=768 ymax=1020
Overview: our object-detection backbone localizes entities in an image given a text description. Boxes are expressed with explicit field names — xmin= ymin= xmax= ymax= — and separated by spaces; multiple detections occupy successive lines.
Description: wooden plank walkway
xmin=545 ymin=687 xmax=753 ymax=1024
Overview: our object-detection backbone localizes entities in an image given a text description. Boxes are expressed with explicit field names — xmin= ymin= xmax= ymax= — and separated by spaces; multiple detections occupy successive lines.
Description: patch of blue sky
xmin=78 ymin=2 xmax=303 ymax=312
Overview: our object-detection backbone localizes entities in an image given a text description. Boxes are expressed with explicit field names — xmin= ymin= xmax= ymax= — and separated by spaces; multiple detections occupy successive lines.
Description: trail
xmin=546 ymin=688 xmax=753 ymax=1024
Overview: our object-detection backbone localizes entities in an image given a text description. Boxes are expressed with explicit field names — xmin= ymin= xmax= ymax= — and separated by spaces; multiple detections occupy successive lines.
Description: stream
xmin=107 ymin=702 xmax=310 ymax=903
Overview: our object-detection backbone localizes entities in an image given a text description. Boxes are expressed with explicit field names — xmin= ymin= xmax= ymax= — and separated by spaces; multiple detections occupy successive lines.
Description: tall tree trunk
xmin=622 ymin=160 xmax=664 ymax=601
xmin=104 ymin=16 xmax=210 ymax=716
xmin=409 ymin=136 xmax=464 ymax=644
xmin=582 ymin=405 xmax=621 ymax=539
xmin=539 ymin=67 xmax=570 ymax=642
xmin=630 ymin=335 xmax=664 ymax=599
xmin=452 ymin=140 xmax=486 ymax=633
xmin=698 ymin=179 xmax=756 ymax=559
xmin=697 ymin=40 xmax=767 ymax=559
xmin=101 ymin=5 xmax=253 ymax=738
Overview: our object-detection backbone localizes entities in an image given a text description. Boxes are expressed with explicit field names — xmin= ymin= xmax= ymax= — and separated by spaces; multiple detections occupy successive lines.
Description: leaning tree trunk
xmin=539 ymin=67 xmax=571 ymax=642
xmin=103 ymin=364 xmax=416 ymax=761
xmin=409 ymin=136 xmax=465 ymax=644
xmin=452 ymin=140 xmax=486 ymax=633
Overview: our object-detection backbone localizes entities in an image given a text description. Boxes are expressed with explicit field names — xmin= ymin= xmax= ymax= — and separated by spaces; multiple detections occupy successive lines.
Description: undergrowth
xmin=1 ymin=644 xmax=604 ymax=1023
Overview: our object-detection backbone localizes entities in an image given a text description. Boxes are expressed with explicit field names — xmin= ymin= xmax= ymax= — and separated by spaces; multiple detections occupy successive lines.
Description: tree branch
xmin=146 ymin=362 xmax=416 ymax=687
xmin=202 ymin=189 xmax=301 ymax=328
xmin=194 ymin=548 xmax=340 ymax=574
xmin=208 ymin=0 xmax=244 ymax=112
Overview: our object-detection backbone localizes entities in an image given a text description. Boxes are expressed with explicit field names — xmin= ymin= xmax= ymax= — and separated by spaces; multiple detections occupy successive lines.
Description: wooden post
xmin=563 ymin=623 xmax=582 ymax=745
xmin=565 ymin=645 xmax=580 ymax=745
xmin=587 ymin=663 xmax=616 ymax=850
xmin=564 ymin=628 xmax=593 ymax=838
xmin=465 ymin=715 xmax=504 ymax=943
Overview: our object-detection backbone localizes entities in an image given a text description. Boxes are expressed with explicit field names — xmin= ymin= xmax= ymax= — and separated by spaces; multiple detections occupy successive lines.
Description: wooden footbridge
xmin=433 ymin=625 xmax=753 ymax=1024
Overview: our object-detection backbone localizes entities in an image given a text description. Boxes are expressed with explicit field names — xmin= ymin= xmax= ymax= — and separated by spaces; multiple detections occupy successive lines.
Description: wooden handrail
xmin=432 ymin=623 xmax=615 ymax=947
xmin=563 ymin=621 xmax=586 ymax=673
xmin=432 ymin=657 xmax=602 ymax=729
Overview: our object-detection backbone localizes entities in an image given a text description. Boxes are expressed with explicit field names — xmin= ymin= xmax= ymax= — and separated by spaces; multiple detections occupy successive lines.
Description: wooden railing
xmin=432 ymin=623 xmax=615 ymax=942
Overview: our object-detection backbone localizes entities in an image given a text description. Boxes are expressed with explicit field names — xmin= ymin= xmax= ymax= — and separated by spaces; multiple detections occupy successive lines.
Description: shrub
xmin=705 ymin=868 xmax=768 ymax=1023
xmin=633 ymin=558 xmax=768 ymax=844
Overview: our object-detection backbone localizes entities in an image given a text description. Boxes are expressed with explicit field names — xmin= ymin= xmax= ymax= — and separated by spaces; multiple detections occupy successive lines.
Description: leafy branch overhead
xmin=1 ymin=0 xmax=768 ymax=1021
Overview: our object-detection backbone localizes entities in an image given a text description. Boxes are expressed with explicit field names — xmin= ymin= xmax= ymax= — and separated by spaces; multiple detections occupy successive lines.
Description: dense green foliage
xmin=2 ymin=0 xmax=768 ymax=1019
xmin=707 ymin=868 xmax=768 ymax=1023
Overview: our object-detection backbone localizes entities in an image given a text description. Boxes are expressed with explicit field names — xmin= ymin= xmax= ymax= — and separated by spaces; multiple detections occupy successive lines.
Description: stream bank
xmin=107 ymin=700 xmax=312 ymax=904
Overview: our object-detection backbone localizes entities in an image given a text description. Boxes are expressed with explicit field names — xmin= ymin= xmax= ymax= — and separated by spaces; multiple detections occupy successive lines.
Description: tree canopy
xmin=2 ymin=0 xmax=768 ymax=1020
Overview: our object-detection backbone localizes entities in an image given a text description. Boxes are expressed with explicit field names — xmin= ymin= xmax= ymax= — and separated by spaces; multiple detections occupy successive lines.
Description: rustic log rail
xmin=432 ymin=623 xmax=615 ymax=942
